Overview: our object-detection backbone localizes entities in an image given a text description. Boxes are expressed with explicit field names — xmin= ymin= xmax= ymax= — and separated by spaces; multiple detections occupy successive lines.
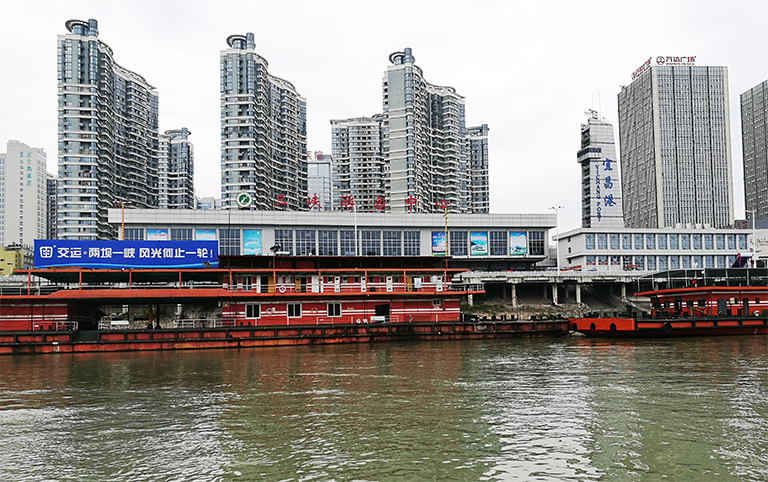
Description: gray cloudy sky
xmin=1 ymin=0 xmax=766 ymax=232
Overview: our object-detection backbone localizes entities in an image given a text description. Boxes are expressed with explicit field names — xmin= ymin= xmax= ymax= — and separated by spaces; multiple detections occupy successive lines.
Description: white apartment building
xmin=0 ymin=141 xmax=48 ymax=248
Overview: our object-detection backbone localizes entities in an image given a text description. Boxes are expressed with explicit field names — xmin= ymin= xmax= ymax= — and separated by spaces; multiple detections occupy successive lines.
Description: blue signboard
xmin=34 ymin=240 xmax=219 ymax=269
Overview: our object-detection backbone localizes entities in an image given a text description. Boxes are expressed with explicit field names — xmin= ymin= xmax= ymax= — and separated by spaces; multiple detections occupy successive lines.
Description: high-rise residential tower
xmin=467 ymin=124 xmax=490 ymax=213
xmin=383 ymin=48 xmax=475 ymax=214
xmin=618 ymin=57 xmax=733 ymax=228
xmin=220 ymin=33 xmax=307 ymax=210
xmin=158 ymin=128 xmax=195 ymax=209
xmin=578 ymin=110 xmax=623 ymax=228
xmin=47 ymin=174 xmax=57 ymax=240
xmin=58 ymin=19 xmax=160 ymax=240
xmin=307 ymin=152 xmax=333 ymax=211
xmin=0 ymin=141 xmax=49 ymax=247
xmin=741 ymin=79 xmax=768 ymax=220
xmin=330 ymin=116 xmax=385 ymax=212
xmin=331 ymin=49 xmax=489 ymax=214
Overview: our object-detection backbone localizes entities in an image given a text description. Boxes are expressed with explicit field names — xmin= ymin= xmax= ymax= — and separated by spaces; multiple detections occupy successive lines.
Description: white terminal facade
xmin=618 ymin=56 xmax=733 ymax=228
xmin=107 ymin=210 xmax=553 ymax=270
xmin=0 ymin=141 xmax=49 ymax=248
xmin=220 ymin=33 xmax=307 ymax=211
xmin=556 ymin=226 xmax=751 ymax=272
xmin=578 ymin=110 xmax=623 ymax=228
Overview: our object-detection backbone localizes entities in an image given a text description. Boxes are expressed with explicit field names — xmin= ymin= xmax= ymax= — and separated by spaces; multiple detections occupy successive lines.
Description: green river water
xmin=1 ymin=336 xmax=768 ymax=481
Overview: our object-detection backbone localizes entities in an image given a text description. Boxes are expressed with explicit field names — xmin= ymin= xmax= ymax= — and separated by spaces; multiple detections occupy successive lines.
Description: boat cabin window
xmin=288 ymin=303 xmax=302 ymax=318
xmin=245 ymin=304 xmax=261 ymax=319
xmin=686 ymin=300 xmax=693 ymax=309
xmin=663 ymin=301 xmax=670 ymax=309
xmin=327 ymin=302 xmax=341 ymax=317
xmin=697 ymin=299 xmax=706 ymax=307
xmin=756 ymin=298 xmax=761 ymax=304
xmin=432 ymin=299 xmax=442 ymax=307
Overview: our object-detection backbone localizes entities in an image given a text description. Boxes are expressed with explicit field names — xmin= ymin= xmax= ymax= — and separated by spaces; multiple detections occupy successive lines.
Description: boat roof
xmin=16 ymin=255 xmax=466 ymax=284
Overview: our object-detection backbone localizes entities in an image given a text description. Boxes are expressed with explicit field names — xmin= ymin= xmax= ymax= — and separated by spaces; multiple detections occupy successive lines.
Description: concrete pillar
xmin=552 ymin=283 xmax=559 ymax=305
xmin=511 ymin=284 xmax=518 ymax=307
xmin=467 ymin=294 xmax=474 ymax=306
xmin=543 ymin=285 xmax=548 ymax=299
xmin=576 ymin=283 xmax=581 ymax=304
xmin=621 ymin=283 xmax=627 ymax=300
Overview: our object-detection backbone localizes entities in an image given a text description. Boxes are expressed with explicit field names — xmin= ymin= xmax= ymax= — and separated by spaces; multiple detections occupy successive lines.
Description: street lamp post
xmin=748 ymin=209 xmax=757 ymax=267
xmin=549 ymin=206 xmax=564 ymax=270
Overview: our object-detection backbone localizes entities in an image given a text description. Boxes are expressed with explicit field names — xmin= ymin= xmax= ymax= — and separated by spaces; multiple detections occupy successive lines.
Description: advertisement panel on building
xmin=146 ymin=229 xmax=168 ymax=241
xmin=431 ymin=232 xmax=446 ymax=256
xmin=243 ymin=230 xmax=262 ymax=255
xmin=195 ymin=229 xmax=217 ymax=241
xmin=509 ymin=232 xmax=528 ymax=256
xmin=34 ymin=240 xmax=219 ymax=269
xmin=470 ymin=232 xmax=488 ymax=256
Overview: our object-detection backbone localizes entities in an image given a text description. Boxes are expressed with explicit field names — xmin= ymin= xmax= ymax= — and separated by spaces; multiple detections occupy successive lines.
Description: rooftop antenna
xmin=598 ymin=84 xmax=602 ymax=119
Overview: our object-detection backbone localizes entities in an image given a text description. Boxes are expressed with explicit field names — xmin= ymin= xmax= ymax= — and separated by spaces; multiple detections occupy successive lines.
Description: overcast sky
xmin=1 ymin=0 xmax=767 ymax=233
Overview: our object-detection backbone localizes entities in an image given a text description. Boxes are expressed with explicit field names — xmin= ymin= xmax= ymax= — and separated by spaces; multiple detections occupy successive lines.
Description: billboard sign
xmin=146 ymin=229 xmax=168 ymax=241
xmin=243 ymin=230 xmax=262 ymax=255
xmin=431 ymin=232 xmax=446 ymax=256
xmin=34 ymin=240 xmax=219 ymax=269
xmin=509 ymin=232 xmax=528 ymax=256
xmin=470 ymin=232 xmax=487 ymax=256
xmin=195 ymin=229 xmax=217 ymax=241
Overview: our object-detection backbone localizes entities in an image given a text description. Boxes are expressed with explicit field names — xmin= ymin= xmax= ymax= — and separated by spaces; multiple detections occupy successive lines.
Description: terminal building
xmin=108 ymin=210 xmax=555 ymax=270
xmin=556 ymin=226 xmax=751 ymax=272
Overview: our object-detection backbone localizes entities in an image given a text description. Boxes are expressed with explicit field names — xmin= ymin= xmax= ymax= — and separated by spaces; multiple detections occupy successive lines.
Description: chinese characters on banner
xmin=435 ymin=199 xmax=449 ymax=210
xmin=34 ymin=240 xmax=220 ymax=269
xmin=374 ymin=195 xmax=386 ymax=211
xmin=273 ymin=194 xmax=287 ymax=206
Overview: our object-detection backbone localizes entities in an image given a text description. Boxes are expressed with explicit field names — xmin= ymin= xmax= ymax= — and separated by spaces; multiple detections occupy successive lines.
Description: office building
xmin=158 ymin=128 xmax=195 ymax=209
xmin=618 ymin=57 xmax=733 ymax=228
xmin=0 ymin=140 xmax=48 ymax=248
xmin=220 ymin=33 xmax=307 ymax=211
xmin=578 ymin=110 xmax=623 ymax=228
xmin=330 ymin=116 xmax=385 ymax=212
xmin=741 ymin=79 xmax=768 ymax=220
xmin=467 ymin=124 xmax=490 ymax=213
xmin=307 ymin=152 xmax=332 ymax=211
xmin=58 ymin=18 xmax=160 ymax=240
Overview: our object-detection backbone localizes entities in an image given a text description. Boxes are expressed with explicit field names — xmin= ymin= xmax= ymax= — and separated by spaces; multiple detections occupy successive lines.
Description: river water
xmin=2 ymin=336 xmax=768 ymax=481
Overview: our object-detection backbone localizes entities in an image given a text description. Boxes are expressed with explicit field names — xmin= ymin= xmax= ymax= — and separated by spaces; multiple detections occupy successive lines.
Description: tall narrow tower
xmin=618 ymin=57 xmax=733 ymax=228
xmin=220 ymin=33 xmax=307 ymax=210
xmin=578 ymin=110 xmax=623 ymax=227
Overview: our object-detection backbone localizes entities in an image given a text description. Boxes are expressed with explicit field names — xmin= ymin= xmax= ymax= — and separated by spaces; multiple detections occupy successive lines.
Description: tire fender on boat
xmin=312 ymin=308 xmax=318 ymax=314
xmin=662 ymin=321 xmax=672 ymax=333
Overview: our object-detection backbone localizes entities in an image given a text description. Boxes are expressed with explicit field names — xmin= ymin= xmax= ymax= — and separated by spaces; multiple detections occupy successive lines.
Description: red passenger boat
xmin=569 ymin=269 xmax=768 ymax=337
xmin=0 ymin=255 xmax=568 ymax=354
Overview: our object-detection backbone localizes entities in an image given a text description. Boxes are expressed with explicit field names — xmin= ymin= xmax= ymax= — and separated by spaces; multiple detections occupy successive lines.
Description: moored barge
xmin=1 ymin=254 xmax=567 ymax=354
xmin=570 ymin=268 xmax=768 ymax=337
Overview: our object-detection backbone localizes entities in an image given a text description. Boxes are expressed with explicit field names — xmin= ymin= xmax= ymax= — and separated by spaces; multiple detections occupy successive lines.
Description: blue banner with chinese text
xmin=33 ymin=240 xmax=219 ymax=269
